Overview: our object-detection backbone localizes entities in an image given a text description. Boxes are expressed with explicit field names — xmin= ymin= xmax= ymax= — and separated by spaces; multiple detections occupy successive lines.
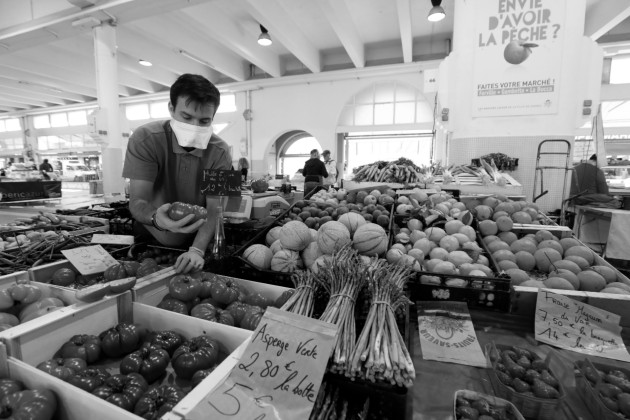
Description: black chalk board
xmin=200 ymin=169 xmax=242 ymax=196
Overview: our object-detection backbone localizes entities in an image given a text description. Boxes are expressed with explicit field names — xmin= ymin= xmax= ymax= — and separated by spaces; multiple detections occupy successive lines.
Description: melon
xmin=243 ymin=244 xmax=273 ymax=270
xmin=520 ymin=280 xmax=544 ymax=289
xmin=487 ymin=240 xmax=511 ymax=253
xmin=270 ymin=239 xmax=284 ymax=255
xmin=483 ymin=235 xmax=500 ymax=246
xmin=391 ymin=243 xmax=407 ymax=254
xmin=564 ymin=256 xmax=590 ymax=271
xmin=477 ymin=255 xmax=490 ymax=267
xmin=407 ymin=249 xmax=425 ymax=262
xmin=497 ymin=260 xmax=519 ymax=271
xmin=439 ymin=235 xmax=460 ymax=252
xmin=458 ymin=226 xmax=477 ymax=241
xmin=429 ymin=247 xmax=449 ymax=261
xmin=425 ymin=227 xmax=447 ymax=243
xmin=407 ymin=219 xmax=423 ymax=231
xmin=515 ymin=251 xmax=536 ymax=271
xmin=607 ymin=282 xmax=630 ymax=293
xmin=386 ymin=248 xmax=405 ymax=264
xmin=544 ymin=277 xmax=575 ymax=290
xmin=459 ymin=263 xmax=477 ymax=276
xmin=564 ymin=246 xmax=596 ymax=265
xmin=337 ymin=212 xmax=366 ymax=238
xmin=433 ymin=261 xmax=457 ymax=275
xmin=537 ymin=240 xmax=564 ymax=256
xmin=534 ymin=248 xmax=562 ymax=272
xmin=302 ymin=242 xmax=324 ymax=268
xmin=577 ymin=271 xmax=606 ymax=292
xmin=353 ymin=224 xmax=388 ymax=256
xmin=452 ymin=233 xmax=472 ymax=246
xmin=498 ymin=231 xmax=518 ymax=245
xmin=548 ymin=269 xmax=579 ymax=290
xmin=317 ymin=221 xmax=352 ymax=255
xmin=510 ymin=239 xmax=538 ymax=255
xmin=395 ymin=232 xmax=410 ymax=244
xmin=279 ymin=221 xmax=312 ymax=251
xmin=270 ymin=250 xmax=303 ymax=273
xmin=559 ymin=237 xmax=581 ymax=252
xmin=588 ymin=266 xmax=617 ymax=283
xmin=493 ymin=249 xmax=516 ymax=263
xmin=424 ymin=259 xmax=443 ymax=272
xmin=551 ymin=260 xmax=582 ymax=275
xmin=478 ymin=220 xmax=498 ymax=236
xmin=534 ymin=230 xmax=556 ymax=243
xmin=266 ymin=226 xmax=283 ymax=246
xmin=445 ymin=220 xmax=465 ymax=235
xmin=506 ymin=268 xmax=530 ymax=285
xmin=413 ymin=238 xmax=432 ymax=256
xmin=600 ymin=287 xmax=630 ymax=295
xmin=409 ymin=230 xmax=427 ymax=244
xmin=447 ymin=251 xmax=473 ymax=267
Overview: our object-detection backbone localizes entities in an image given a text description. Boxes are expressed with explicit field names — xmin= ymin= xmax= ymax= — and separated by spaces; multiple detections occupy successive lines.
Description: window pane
xmin=0 ymin=120 xmax=5 ymax=132
xmin=68 ymin=111 xmax=87 ymax=126
xmin=50 ymin=112 xmax=68 ymax=128
xmin=355 ymin=105 xmax=373 ymax=125
xmin=5 ymin=118 xmax=21 ymax=131
xmin=338 ymin=105 xmax=354 ymax=126
xmin=284 ymin=137 xmax=321 ymax=155
xmin=395 ymin=102 xmax=416 ymax=124
xmin=374 ymin=83 xmax=394 ymax=103
xmin=396 ymin=85 xmax=416 ymax=102
xmin=611 ymin=55 xmax=630 ymax=84
xmin=126 ymin=104 xmax=150 ymax=120
xmin=33 ymin=115 xmax=50 ymax=129
xmin=217 ymin=94 xmax=236 ymax=113
xmin=150 ymin=102 xmax=169 ymax=118
xmin=37 ymin=137 xmax=48 ymax=150
xmin=355 ymin=87 xmax=373 ymax=104
xmin=374 ymin=103 xmax=393 ymax=125
xmin=416 ymin=101 xmax=434 ymax=123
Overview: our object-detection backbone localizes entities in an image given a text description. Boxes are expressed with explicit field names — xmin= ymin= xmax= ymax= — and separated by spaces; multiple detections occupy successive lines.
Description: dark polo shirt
xmin=123 ymin=120 xmax=232 ymax=246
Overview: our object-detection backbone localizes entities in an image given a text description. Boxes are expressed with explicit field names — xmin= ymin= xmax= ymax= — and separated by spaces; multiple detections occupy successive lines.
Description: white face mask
xmin=170 ymin=119 xmax=212 ymax=149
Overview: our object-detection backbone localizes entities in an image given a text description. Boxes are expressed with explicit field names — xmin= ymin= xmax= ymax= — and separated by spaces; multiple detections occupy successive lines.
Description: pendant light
xmin=428 ymin=0 xmax=446 ymax=22
xmin=258 ymin=25 xmax=272 ymax=46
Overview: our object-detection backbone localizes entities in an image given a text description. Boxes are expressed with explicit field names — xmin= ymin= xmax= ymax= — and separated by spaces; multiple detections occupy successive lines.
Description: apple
xmin=503 ymin=41 xmax=538 ymax=65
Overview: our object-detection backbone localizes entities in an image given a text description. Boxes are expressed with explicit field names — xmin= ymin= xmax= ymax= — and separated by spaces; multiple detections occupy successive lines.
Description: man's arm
xmin=320 ymin=161 xmax=328 ymax=178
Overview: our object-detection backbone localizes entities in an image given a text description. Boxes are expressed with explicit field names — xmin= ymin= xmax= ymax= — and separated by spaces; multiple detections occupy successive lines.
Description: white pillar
xmin=93 ymin=23 xmax=125 ymax=198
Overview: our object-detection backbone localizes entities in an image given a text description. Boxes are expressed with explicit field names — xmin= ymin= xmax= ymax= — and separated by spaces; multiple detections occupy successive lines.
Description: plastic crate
xmin=453 ymin=389 xmax=525 ymax=420
xmin=575 ymin=359 xmax=629 ymax=420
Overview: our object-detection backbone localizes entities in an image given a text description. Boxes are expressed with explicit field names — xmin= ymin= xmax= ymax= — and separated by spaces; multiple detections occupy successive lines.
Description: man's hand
xmin=174 ymin=250 xmax=204 ymax=274
xmin=155 ymin=203 xmax=206 ymax=233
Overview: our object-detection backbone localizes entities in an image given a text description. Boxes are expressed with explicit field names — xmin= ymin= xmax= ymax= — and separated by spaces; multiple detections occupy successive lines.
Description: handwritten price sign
xmin=187 ymin=307 xmax=337 ymax=420
xmin=535 ymin=289 xmax=630 ymax=362
xmin=200 ymin=169 xmax=242 ymax=197
xmin=61 ymin=245 xmax=119 ymax=275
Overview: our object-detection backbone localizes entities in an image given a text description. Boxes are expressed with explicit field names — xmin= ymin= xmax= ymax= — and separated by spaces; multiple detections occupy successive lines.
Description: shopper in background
xmin=238 ymin=157 xmax=249 ymax=182
xmin=123 ymin=73 xmax=232 ymax=273
xmin=39 ymin=159 xmax=53 ymax=173
xmin=570 ymin=154 xmax=620 ymax=208
xmin=322 ymin=149 xmax=338 ymax=188
xmin=302 ymin=149 xmax=328 ymax=197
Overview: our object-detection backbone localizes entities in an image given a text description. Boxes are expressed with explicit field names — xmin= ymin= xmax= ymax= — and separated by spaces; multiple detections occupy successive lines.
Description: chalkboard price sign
xmin=200 ymin=169 xmax=241 ymax=197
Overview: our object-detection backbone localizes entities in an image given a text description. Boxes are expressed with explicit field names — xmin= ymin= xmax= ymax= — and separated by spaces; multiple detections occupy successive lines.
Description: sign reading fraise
xmin=473 ymin=0 xmax=567 ymax=117
xmin=187 ymin=307 xmax=338 ymax=420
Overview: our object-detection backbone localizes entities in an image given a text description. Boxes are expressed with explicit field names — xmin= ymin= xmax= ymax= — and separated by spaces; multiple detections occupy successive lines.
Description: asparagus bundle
xmin=280 ymin=270 xmax=317 ymax=317
xmin=314 ymin=244 xmax=367 ymax=375
xmin=349 ymin=260 xmax=415 ymax=387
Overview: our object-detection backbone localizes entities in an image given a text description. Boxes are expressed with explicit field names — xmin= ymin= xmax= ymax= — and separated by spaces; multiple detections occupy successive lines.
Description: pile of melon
xmin=388 ymin=217 xmax=493 ymax=285
xmin=480 ymin=228 xmax=626 ymax=294
xmin=242 ymin=212 xmax=389 ymax=273
xmin=284 ymin=188 xmax=394 ymax=229
xmin=470 ymin=195 xmax=544 ymax=226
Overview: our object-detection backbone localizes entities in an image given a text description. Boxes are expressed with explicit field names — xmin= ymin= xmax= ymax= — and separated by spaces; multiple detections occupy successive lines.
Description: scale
xmin=223 ymin=191 xmax=290 ymax=222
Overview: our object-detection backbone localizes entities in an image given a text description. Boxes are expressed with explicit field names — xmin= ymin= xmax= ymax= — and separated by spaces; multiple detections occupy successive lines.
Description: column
xmin=93 ymin=23 xmax=125 ymax=198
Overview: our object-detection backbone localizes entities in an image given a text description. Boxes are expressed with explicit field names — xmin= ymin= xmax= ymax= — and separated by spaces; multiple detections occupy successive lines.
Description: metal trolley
xmin=532 ymin=139 xmax=572 ymax=225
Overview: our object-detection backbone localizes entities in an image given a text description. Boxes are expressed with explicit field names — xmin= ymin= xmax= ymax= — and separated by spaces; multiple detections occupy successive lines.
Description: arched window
xmin=276 ymin=131 xmax=322 ymax=176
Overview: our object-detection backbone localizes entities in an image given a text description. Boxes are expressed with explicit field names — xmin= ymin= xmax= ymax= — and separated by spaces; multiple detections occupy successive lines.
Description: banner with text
xmin=535 ymin=289 xmax=630 ymax=362
xmin=188 ymin=308 xmax=338 ymax=420
xmin=472 ymin=0 xmax=567 ymax=117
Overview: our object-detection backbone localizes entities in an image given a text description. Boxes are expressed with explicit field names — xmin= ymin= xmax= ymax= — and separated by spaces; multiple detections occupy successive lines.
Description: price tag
xmin=535 ymin=289 xmax=630 ymax=362
xmin=200 ymin=169 xmax=242 ymax=197
xmin=90 ymin=234 xmax=134 ymax=245
xmin=187 ymin=307 xmax=338 ymax=420
xmin=61 ymin=245 xmax=119 ymax=275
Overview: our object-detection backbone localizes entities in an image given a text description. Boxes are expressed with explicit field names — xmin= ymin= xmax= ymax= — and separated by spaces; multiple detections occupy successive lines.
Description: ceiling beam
xmin=247 ymin=0 xmax=321 ymax=73
xmin=0 ymin=98 xmax=30 ymax=109
xmin=117 ymin=51 xmax=177 ymax=88
xmin=318 ymin=0 xmax=365 ymax=68
xmin=131 ymin=17 xmax=247 ymax=82
xmin=0 ymin=77 xmax=90 ymax=103
xmin=0 ymin=66 xmax=96 ymax=98
xmin=0 ymin=107 xmax=19 ymax=113
xmin=395 ymin=0 xmax=413 ymax=63
xmin=585 ymin=0 xmax=630 ymax=40
xmin=0 ymin=82 xmax=68 ymax=105
xmin=179 ymin=7 xmax=282 ymax=77
xmin=0 ymin=92 xmax=54 ymax=108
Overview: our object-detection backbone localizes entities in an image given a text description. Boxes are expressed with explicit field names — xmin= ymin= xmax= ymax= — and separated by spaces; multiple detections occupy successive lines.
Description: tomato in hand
xmin=100 ymin=323 xmax=141 ymax=358
xmin=134 ymin=385 xmax=185 ymax=420
xmin=57 ymin=334 xmax=101 ymax=363
xmin=142 ymin=330 xmax=183 ymax=357
xmin=0 ymin=389 xmax=57 ymax=420
xmin=167 ymin=202 xmax=207 ymax=223
xmin=36 ymin=358 xmax=87 ymax=381
xmin=67 ymin=367 xmax=111 ymax=392
xmin=171 ymin=335 xmax=220 ymax=380
xmin=120 ymin=346 xmax=170 ymax=384
xmin=92 ymin=373 xmax=148 ymax=412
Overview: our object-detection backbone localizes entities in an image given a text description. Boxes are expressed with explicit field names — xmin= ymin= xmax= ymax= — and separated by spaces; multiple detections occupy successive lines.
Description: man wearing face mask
xmin=123 ymin=74 xmax=232 ymax=274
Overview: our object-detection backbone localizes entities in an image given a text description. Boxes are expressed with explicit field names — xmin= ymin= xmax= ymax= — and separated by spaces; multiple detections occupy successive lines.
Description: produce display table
xmin=411 ymin=308 xmax=623 ymax=420
xmin=0 ymin=180 xmax=62 ymax=202
xmin=573 ymin=205 xmax=630 ymax=260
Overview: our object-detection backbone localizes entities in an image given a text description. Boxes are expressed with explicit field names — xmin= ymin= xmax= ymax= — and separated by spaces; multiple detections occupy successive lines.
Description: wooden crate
xmin=0 ymin=294 xmax=250 ymax=420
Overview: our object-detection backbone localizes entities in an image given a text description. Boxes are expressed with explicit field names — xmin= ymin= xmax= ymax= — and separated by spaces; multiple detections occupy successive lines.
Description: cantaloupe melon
xmin=279 ymin=221 xmax=312 ymax=251
xmin=266 ymin=226 xmax=283 ymax=246
xmin=506 ymin=268 xmax=530 ymax=285
xmin=337 ymin=213 xmax=366 ymax=238
xmin=544 ymin=277 xmax=575 ymax=290
xmin=588 ymin=266 xmax=617 ymax=283
xmin=271 ymin=250 xmax=304 ymax=273
xmin=577 ymin=271 xmax=606 ymax=292
xmin=270 ymin=239 xmax=284 ymax=255
xmin=548 ymin=269 xmax=579 ymax=290
xmin=353 ymin=223 xmax=388 ymax=256
xmin=302 ymin=242 xmax=323 ymax=268
xmin=243 ymin=244 xmax=273 ymax=270
xmin=564 ymin=246 xmax=596 ymax=265
xmin=515 ymin=251 xmax=537 ymax=271
xmin=534 ymin=248 xmax=562 ymax=272
xmin=317 ymin=221 xmax=352 ymax=255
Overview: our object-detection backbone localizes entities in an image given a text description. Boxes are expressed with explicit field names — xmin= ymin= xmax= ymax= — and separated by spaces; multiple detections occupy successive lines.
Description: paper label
xmin=417 ymin=301 xmax=487 ymax=368
xmin=90 ymin=234 xmax=134 ymax=245
xmin=61 ymin=245 xmax=119 ymax=275
xmin=187 ymin=308 xmax=337 ymax=420
xmin=535 ymin=289 xmax=630 ymax=362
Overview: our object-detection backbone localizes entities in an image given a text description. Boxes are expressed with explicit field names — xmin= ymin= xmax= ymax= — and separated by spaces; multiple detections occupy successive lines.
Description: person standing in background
xmin=570 ymin=154 xmax=619 ymax=207
xmin=322 ymin=149 xmax=337 ymax=188
xmin=302 ymin=149 xmax=328 ymax=197
xmin=238 ymin=157 xmax=249 ymax=182
xmin=39 ymin=159 xmax=53 ymax=173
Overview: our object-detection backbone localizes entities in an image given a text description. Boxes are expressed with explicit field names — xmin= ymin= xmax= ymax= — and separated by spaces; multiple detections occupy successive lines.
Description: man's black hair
xmin=170 ymin=74 xmax=220 ymax=111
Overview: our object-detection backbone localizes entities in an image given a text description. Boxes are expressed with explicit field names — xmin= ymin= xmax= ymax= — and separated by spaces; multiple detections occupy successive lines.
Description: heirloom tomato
xmin=142 ymin=330 xmax=183 ymax=357
xmin=171 ymin=335 xmax=219 ymax=380
xmin=67 ymin=367 xmax=111 ymax=392
xmin=92 ymin=373 xmax=148 ymax=411
xmin=99 ymin=323 xmax=141 ymax=358
xmin=0 ymin=389 xmax=57 ymax=420
xmin=225 ymin=301 xmax=252 ymax=326
xmin=241 ymin=306 xmax=266 ymax=331
xmin=167 ymin=202 xmax=207 ymax=223
xmin=36 ymin=357 xmax=87 ymax=381
xmin=207 ymin=277 xmax=241 ymax=306
xmin=191 ymin=368 xmax=214 ymax=388
xmin=120 ymin=346 xmax=170 ymax=384
xmin=57 ymin=334 xmax=101 ymax=363
xmin=168 ymin=274 xmax=201 ymax=302
xmin=156 ymin=297 xmax=188 ymax=315
xmin=190 ymin=303 xmax=235 ymax=326
xmin=0 ymin=378 xmax=23 ymax=399
xmin=134 ymin=385 xmax=185 ymax=420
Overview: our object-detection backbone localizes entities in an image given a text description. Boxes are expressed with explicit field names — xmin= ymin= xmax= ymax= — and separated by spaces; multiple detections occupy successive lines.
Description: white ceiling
xmin=0 ymin=0 xmax=628 ymax=116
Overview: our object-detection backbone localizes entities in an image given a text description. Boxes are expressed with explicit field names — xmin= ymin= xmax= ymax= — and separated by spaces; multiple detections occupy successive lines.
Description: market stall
xmin=0 ymin=180 xmax=62 ymax=203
